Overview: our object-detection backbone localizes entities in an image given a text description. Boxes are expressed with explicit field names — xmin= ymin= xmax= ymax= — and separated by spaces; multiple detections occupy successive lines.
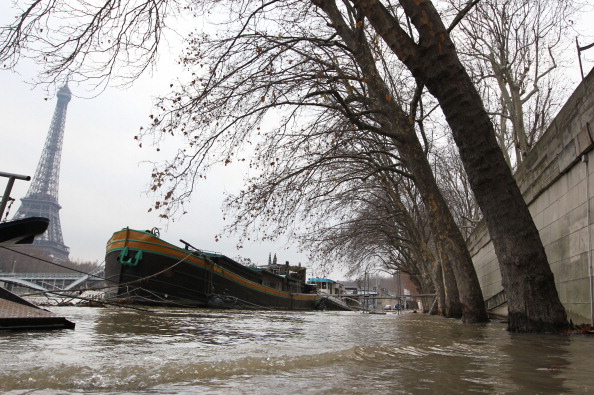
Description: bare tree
xmin=305 ymin=172 xmax=459 ymax=316
xmin=433 ymin=140 xmax=482 ymax=241
xmin=449 ymin=0 xmax=578 ymax=167
xmin=0 ymin=0 xmax=180 ymax=89
xmin=353 ymin=0 xmax=567 ymax=332
xmin=235 ymin=132 xmax=460 ymax=316
xmin=304 ymin=0 xmax=487 ymax=321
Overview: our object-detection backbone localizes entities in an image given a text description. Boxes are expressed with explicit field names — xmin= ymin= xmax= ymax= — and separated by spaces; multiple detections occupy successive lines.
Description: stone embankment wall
xmin=467 ymin=68 xmax=594 ymax=323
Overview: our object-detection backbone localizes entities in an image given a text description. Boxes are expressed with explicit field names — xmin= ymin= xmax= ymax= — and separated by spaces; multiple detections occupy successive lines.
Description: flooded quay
xmin=1 ymin=307 xmax=594 ymax=394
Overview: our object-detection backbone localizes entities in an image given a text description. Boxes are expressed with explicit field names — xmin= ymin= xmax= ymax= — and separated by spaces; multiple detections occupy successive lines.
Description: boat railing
xmin=179 ymin=238 xmax=201 ymax=252
xmin=179 ymin=239 xmax=222 ymax=256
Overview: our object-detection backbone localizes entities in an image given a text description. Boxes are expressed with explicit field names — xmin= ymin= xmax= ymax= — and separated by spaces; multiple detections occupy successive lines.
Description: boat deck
xmin=0 ymin=288 xmax=75 ymax=331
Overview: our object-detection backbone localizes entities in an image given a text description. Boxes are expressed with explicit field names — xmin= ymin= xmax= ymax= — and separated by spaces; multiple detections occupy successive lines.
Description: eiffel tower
xmin=13 ymin=84 xmax=72 ymax=261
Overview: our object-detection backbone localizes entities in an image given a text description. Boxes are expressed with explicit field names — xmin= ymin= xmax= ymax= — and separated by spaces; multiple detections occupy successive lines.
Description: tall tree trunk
xmin=407 ymin=272 xmax=431 ymax=313
xmin=314 ymin=0 xmax=488 ymax=322
xmin=402 ymin=133 xmax=482 ymax=321
xmin=431 ymin=258 xmax=446 ymax=315
xmin=416 ymin=235 xmax=446 ymax=316
xmin=355 ymin=0 xmax=567 ymax=332
xmin=380 ymin=173 xmax=458 ymax=318
xmin=437 ymin=247 xmax=462 ymax=318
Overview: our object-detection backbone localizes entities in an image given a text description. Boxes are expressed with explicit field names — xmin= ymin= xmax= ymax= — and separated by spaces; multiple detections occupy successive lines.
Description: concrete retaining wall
xmin=467 ymin=68 xmax=594 ymax=323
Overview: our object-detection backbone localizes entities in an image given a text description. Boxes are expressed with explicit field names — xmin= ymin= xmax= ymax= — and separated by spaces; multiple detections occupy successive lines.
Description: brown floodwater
xmin=1 ymin=307 xmax=593 ymax=394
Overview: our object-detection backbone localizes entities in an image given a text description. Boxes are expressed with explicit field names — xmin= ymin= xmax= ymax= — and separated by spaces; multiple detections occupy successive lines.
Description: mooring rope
xmin=0 ymin=245 xmax=109 ymax=282
xmin=16 ymin=250 xmax=195 ymax=299
xmin=2 ymin=244 xmax=300 ymax=311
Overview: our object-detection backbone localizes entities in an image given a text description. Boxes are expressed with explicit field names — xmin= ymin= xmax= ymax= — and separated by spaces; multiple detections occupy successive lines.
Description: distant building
xmin=342 ymin=281 xmax=359 ymax=295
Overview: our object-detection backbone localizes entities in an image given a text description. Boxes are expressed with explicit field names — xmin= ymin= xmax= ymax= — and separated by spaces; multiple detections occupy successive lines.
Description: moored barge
xmin=105 ymin=228 xmax=324 ymax=310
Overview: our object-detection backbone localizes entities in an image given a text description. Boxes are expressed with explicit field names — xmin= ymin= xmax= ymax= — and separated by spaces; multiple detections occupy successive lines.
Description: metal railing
xmin=0 ymin=272 xmax=84 ymax=280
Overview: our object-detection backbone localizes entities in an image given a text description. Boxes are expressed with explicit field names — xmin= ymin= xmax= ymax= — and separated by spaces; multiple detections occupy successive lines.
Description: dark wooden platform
xmin=0 ymin=288 xmax=75 ymax=331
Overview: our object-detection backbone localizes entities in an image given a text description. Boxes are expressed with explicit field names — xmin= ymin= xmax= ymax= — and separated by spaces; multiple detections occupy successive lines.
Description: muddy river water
xmin=1 ymin=307 xmax=593 ymax=394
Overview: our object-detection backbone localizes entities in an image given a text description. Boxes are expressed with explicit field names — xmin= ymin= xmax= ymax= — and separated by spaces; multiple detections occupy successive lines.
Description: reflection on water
xmin=1 ymin=307 xmax=593 ymax=394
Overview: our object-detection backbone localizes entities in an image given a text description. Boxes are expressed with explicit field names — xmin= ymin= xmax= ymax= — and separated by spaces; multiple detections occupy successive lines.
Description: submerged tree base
xmin=507 ymin=313 xmax=569 ymax=334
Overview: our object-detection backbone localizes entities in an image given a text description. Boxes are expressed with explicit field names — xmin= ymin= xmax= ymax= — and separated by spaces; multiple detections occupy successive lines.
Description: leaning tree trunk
xmin=355 ymin=0 xmax=567 ymax=332
xmin=406 ymin=271 xmax=431 ymax=313
xmin=382 ymin=174 xmax=461 ymax=318
xmin=417 ymin=236 xmax=446 ymax=316
xmin=437 ymin=247 xmax=463 ymax=318
xmin=313 ymin=0 xmax=488 ymax=322
xmin=431 ymin=258 xmax=445 ymax=315
xmin=401 ymin=133 xmax=482 ymax=321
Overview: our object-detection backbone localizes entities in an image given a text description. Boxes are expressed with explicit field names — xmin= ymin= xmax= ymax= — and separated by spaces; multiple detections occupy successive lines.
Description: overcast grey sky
xmin=0 ymin=60 xmax=315 ymax=271
xmin=1 ymin=1 xmax=594 ymax=278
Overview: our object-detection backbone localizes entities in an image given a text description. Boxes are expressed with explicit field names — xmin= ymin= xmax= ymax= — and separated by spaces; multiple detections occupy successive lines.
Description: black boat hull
xmin=0 ymin=217 xmax=49 ymax=245
xmin=105 ymin=228 xmax=322 ymax=310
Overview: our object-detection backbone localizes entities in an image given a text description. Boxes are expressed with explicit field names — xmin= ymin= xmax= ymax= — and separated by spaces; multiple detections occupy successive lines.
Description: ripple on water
xmin=1 ymin=307 xmax=593 ymax=394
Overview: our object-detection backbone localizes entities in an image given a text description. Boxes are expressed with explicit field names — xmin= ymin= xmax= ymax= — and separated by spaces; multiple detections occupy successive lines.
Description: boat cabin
xmin=255 ymin=261 xmax=313 ymax=293
xmin=307 ymin=278 xmax=344 ymax=295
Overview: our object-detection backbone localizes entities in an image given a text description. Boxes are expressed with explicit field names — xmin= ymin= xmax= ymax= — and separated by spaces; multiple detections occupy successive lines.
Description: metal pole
xmin=0 ymin=171 xmax=30 ymax=180
xmin=365 ymin=270 xmax=368 ymax=311
xmin=576 ymin=38 xmax=594 ymax=81
xmin=1 ymin=177 xmax=17 ymax=220
xmin=584 ymin=154 xmax=594 ymax=326
xmin=0 ymin=172 xmax=31 ymax=220
xmin=577 ymin=38 xmax=585 ymax=81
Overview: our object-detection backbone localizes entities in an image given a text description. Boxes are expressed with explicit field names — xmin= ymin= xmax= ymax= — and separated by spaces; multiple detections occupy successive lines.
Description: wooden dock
xmin=0 ymin=287 xmax=75 ymax=331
